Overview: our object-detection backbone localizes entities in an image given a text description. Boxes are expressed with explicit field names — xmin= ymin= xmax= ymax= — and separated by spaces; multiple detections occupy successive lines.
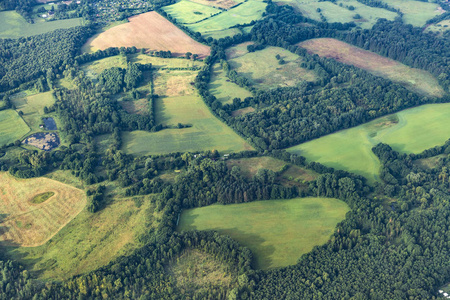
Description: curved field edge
xmin=178 ymin=197 xmax=349 ymax=269
xmin=298 ymin=38 xmax=445 ymax=98
xmin=287 ymin=103 xmax=450 ymax=183
xmin=0 ymin=172 xmax=86 ymax=247
xmin=0 ymin=110 xmax=30 ymax=146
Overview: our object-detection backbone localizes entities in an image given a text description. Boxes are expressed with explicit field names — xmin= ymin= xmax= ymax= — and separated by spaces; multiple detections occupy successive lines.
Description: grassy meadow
xmin=0 ymin=11 xmax=83 ymax=39
xmin=0 ymin=172 xmax=86 ymax=247
xmin=299 ymin=38 xmax=445 ymax=98
xmin=122 ymin=95 xmax=253 ymax=155
xmin=187 ymin=0 xmax=266 ymax=34
xmin=131 ymin=54 xmax=204 ymax=69
xmin=226 ymin=45 xmax=318 ymax=90
xmin=379 ymin=0 xmax=442 ymax=27
xmin=288 ymin=104 xmax=450 ymax=183
xmin=4 ymin=170 xmax=160 ymax=280
xmin=226 ymin=156 xmax=287 ymax=179
xmin=162 ymin=0 xmax=222 ymax=24
xmin=154 ymin=69 xmax=198 ymax=97
xmin=209 ymin=63 xmax=253 ymax=104
xmin=81 ymin=55 xmax=128 ymax=78
xmin=425 ymin=19 xmax=450 ymax=35
xmin=11 ymin=91 xmax=56 ymax=132
xmin=178 ymin=197 xmax=349 ymax=269
xmin=0 ymin=110 xmax=30 ymax=146
xmin=276 ymin=0 xmax=396 ymax=29
xmin=189 ymin=0 xmax=245 ymax=9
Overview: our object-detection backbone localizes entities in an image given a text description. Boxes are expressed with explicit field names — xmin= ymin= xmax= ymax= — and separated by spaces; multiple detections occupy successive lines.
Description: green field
xmin=0 ymin=110 xmax=30 ymax=146
xmin=131 ymin=54 xmax=204 ymax=69
xmin=379 ymin=0 xmax=441 ymax=27
xmin=178 ymin=197 xmax=349 ymax=269
xmin=209 ymin=63 xmax=253 ymax=104
xmin=187 ymin=0 xmax=266 ymax=34
xmin=4 ymin=170 xmax=160 ymax=280
xmin=162 ymin=0 xmax=222 ymax=24
xmin=11 ymin=91 xmax=56 ymax=132
xmin=202 ymin=28 xmax=243 ymax=40
xmin=81 ymin=55 xmax=128 ymax=78
xmin=0 ymin=11 xmax=83 ymax=39
xmin=122 ymin=95 xmax=253 ymax=155
xmin=226 ymin=45 xmax=318 ymax=90
xmin=425 ymin=19 xmax=450 ymax=35
xmin=288 ymin=103 xmax=450 ymax=183
xmin=276 ymin=0 xmax=396 ymax=29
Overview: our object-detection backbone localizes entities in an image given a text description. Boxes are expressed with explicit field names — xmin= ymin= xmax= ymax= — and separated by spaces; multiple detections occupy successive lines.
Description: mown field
xmin=178 ymin=197 xmax=349 ymax=269
xmin=209 ymin=63 xmax=253 ymax=104
xmin=11 ymin=91 xmax=56 ymax=131
xmin=162 ymin=0 xmax=222 ymax=24
xmin=187 ymin=0 xmax=266 ymax=36
xmin=275 ymin=0 xmax=396 ymax=29
xmin=0 ymin=110 xmax=30 ymax=146
xmin=379 ymin=0 xmax=442 ymax=27
xmin=299 ymin=38 xmax=445 ymax=98
xmin=288 ymin=103 xmax=450 ymax=183
xmin=189 ymin=0 xmax=244 ymax=9
xmin=4 ymin=170 xmax=160 ymax=280
xmin=122 ymin=95 xmax=253 ymax=155
xmin=83 ymin=11 xmax=210 ymax=58
xmin=0 ymin=11 xmax=83 ymax=39
xmin=0 ymin=172 xmax=86 ymax=247
xmin=154 ymin=70 xmax=198 ymax=97
xmin=226 ymin=45 xmax=318 ymax=90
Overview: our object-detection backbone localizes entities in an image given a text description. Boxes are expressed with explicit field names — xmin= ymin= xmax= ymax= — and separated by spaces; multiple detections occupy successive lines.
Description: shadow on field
xmin=154 ymin=97 xmax=171 ymax=125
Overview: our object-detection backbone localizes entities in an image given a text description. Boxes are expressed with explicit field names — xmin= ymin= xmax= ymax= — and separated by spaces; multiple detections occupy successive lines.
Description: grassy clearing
xmin=122 ymin=95 xmax=253 ymax=155
xmin=231 ymin=107 xmax=255 ymax=117
xmin=226 ymin=156 xmax=287 ymax=179
xmin=130 ymin=54 xmax=204 ymax=69
xmin=0 ymin=10 xmax=83 ymax=39
xmin=0 ymin=110 xmax=30 ymax=146
xmin=178 ymin=197 xmax=349 ymax=269
xmin=4 ymin=171 xmax=159 ymax=280
xmin=379 ymin=0 xmax=441 ymax=27
xmin=162 ymin=0 xmax=223 ymax=24
xmin=83 ymin=12 xmax=211 ymax=58
xmin=121 ymin=99 xmax=150 ymax=115
xmin=187 ymin=0 xmax=266 ymax=34
xmin=81 ymin=55 xmax=128 ymax=78
xmin=288 ymin=103 xmax=450 ymax=183
xmin=154 ymin=70 xmax=198 ymax=97
xmin=202 ymin=28 xmax=243 ymax=40
xmin=209 ymin=63 xmax=253 ymax=104
xmin=11 ymin=91 xmax=56 ymax=132
xmin=425 ymin=19 xmax=450 ymax=35
xmin=167 ymin=249 xmax=235 ymax=295
xmin=299 ymin=38 xmax=445 ymax=98
xmin=0 ymin=172 xmax=86 ymax=247
xmin=227 ymin=45 xmax=318 ymax=90
xmin=276 ymin=0 xmax=396 ymax=29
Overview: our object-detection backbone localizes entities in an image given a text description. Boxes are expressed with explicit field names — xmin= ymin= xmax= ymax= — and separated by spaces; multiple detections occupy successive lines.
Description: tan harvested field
xmin=299 ymin=38 xmax=445 ymax=98
xmin=0 ymin=172 xmax=86 ymax=247
xmin=83 ymin=12 xmax=210 ymax=58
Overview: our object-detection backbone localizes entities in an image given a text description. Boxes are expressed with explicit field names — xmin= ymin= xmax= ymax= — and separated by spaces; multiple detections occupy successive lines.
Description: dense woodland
xmin=2 ymin=0 xmax=450 ymax=299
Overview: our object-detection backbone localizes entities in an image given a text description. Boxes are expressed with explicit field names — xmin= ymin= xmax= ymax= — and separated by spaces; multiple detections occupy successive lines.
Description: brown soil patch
xmin=121 ymin=99 xmax=149 ymax=115
xmin=0 ymin=172 xmax=86 ymax=247
xmin=231 ymin=106 xmax=255 ymax=117
xmin=298 ymin=38 xmax=445 ymax=98
xmin=84 ymin=11 xmax=211 ymax=58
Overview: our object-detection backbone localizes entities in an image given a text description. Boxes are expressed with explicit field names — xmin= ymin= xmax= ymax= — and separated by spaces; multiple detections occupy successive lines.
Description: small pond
xmin=42 ymin=117 xmax=57 ymax=130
